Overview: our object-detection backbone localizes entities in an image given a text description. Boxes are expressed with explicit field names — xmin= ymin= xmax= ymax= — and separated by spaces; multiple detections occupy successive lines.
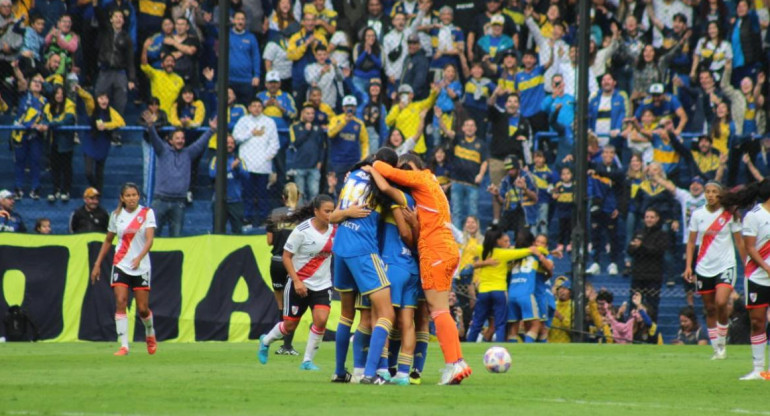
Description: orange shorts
xmin=419 ymin=248 xmax=459 ymax=292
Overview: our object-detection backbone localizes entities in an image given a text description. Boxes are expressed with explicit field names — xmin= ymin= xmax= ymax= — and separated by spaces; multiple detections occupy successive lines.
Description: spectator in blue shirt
xmin=288 ymin=105 xmax=326 ymax=202
xmin=490 ymin=155 xmax=537 ymax=234
xmin=229 ymin=10 xmax=261 ymax=105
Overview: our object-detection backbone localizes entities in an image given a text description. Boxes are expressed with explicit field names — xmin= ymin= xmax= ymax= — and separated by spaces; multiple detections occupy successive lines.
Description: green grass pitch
xmin=1 ymin=342 xmax=768 ymax=415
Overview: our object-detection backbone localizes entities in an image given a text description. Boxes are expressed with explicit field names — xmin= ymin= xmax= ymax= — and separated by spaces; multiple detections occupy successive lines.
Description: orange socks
xmin=432 ymin=310 xmax=460 ymax=363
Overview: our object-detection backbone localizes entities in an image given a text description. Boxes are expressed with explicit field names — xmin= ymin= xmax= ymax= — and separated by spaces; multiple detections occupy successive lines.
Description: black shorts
xmin=696 ymin=267 xmax=737 ymax=294
xmin=111 ymin=266 xmax=150 ymax=291
xmin=283 ymin=279 xmax=332 ymax=321
xmin=270 ymin=257 xmax=289 ymax=291
xmin=746 ymin=278 xmax=770 ymax=309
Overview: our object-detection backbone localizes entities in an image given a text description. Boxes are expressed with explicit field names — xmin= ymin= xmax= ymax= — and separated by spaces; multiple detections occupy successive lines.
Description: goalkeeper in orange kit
xmin=370 ymin=153 xmax=471 ymax=385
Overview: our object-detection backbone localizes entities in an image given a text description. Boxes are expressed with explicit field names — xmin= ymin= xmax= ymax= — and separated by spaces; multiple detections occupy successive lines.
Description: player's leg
xmin=113 ymin=284 xmax=130 ymax=355
xmin=466 ymin=291 xmax=493 ymax=342
xmin=698 ymin=275 xmax=720 ymax=356
xmin=741 ymin=278 xmax=769 ymax=380
xmin=744 ymin=307 xmax=768 ymax=379
xmin=363 ymin=287 xmax=395 ymax=381
xmin=270 ymin=258 xmax=296 ymax=355
xmin=332 ymin=256 xmax=357 ymax=381
xmin=412 ymin=299 xmax=430 ymax=384
xmin=133 ymin=285 xmax=156 ymax=355
xmin=491 ymin=291 xmax=509 ymax=344
xmin=393 ymin=307 xmax=416 ymax=385
xmin=301 ymin=292 xmax=331 ymax=370
xmin=258 ymin=280 xmax=305 ymax=365
xmin=352 ymin=304 xmax=372 ymax=381
xmin=521 ymin=295 xmax=541 ymax=343
xmin=714 ymin=268 xmax=737 ymax=356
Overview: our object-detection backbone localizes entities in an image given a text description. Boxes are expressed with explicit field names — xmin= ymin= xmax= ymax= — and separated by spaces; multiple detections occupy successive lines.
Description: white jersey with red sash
xmin=108 ymin=205 xmax=157 ymax=276
xmin=689 ymin=206 xmax=741 ymax=276
xmin=283 ymin=219 xmax=336 ymax=291
xmin=743 ymin=204 xmax=770 ymax=286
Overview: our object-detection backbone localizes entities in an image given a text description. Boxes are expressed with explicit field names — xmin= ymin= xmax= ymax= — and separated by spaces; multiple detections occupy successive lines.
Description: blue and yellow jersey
xmin=258 ymin=90 xmax=296 ymax=131
xmin=333 ymin=169 xmax=381 ymax=257
xmin=651 ymin=134 xmax=680 ymax=174
xmin=12 ymin=92 xmax=46 ymax=143
xmin=553 ymin=180 xmax=574 ymax=219
xmin=169 ymin=100 xmax=205 ymax=128
xmin=380 ymin=192 xmax=419 ymax=275
xmin=496 ymin=69 xmax=517 ymax=107
xmin=533 ymin=255 xmax=553 ymax=298
xmin=503 ymin=6 xmax=525 ymax=26
xmin=531 ymin=164 xmax=554 ymax=204
xmin=477 ymin=247 xmax=535 ymax=293
xmin=462 ymin=78 xmax=496 ymax=112
xmin=692 ymin=150 xmax=720 ymax=179
xmin=450 ymin=136 xmax=488 ymax=184
xmin=428 ymin=25 xmax=464 ymax=69
xmin=303 ymin=101 xmax=334 ymax=126
xmin=515 ymin=66 xmax=545 ymax=118
xmin=499 ymin=173 xmax=536 ymax=212
xmin=328 ymin=114 xmax=369 ymax=168
xmin=634 ymin=93 xmax=682 ymax=124
xmin=508 ymin=255 xmax=541 ymax=298
xmin=745 ymin=96 xmax=758 ymax=136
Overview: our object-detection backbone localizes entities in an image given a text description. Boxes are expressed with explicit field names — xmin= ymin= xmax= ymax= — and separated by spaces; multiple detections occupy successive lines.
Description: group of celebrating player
xmin=256 ymin=147 xmax=470 ymax=385
xmin=87 ymin=155 xmax=770 ymax=383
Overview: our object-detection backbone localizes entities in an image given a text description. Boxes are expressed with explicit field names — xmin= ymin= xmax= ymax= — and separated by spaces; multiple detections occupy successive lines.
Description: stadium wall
xmin=0 ymin=234 xmax=337 ymax=342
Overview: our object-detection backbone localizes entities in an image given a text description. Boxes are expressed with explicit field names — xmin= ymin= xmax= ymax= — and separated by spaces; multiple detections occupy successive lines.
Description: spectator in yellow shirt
xmin=385 ymin=82 xmax=438 ymax=154
xmin=140 ymin=54 xmax=185 ymax=116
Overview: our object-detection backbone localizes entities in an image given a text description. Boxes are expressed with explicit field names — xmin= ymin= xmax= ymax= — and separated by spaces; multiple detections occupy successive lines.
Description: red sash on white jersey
xmin=113 ymin=207 xmax=149 ymax=265
xmin=697 ymin=210 xmax=733 ymax=263
xmin=746 ymin=239 xmax=770 ymax=278
xmin=296 ymin=226 xmax=337 ymax=281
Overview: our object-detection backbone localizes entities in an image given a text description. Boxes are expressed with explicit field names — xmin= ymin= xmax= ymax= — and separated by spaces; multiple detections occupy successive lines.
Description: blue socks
xmin=334 ymin=316 xmax=353 ymax=377
xmin=364 ymin=318 xmax=392 ymax=377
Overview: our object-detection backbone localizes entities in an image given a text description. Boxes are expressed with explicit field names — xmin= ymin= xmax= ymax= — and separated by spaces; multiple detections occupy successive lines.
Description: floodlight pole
xmin=214 ymin=0 xmax=230 ymax=234
xmin=571 ymin=0 xmax=591 ymax=341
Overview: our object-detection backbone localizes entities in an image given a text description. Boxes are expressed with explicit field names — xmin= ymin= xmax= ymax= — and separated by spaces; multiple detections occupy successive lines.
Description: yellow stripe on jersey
xmin=517 ymin=75 xmax=544 ymax=92
xmin=454 ymin=145 xmax=481 ymax=163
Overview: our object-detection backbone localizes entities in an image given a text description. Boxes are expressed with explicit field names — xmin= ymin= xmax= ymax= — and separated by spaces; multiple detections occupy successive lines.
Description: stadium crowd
xmin=1 ymin=0 xmax=769 ymax=346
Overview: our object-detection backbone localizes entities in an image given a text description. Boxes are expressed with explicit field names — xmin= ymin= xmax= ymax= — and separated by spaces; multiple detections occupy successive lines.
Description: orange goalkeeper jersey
xmin=372 ymin=161 xmax=456 ymax=253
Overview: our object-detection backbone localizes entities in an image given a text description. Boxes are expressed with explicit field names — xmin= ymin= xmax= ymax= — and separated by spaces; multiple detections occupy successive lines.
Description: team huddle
xmin=257 ymin=147 xmax=470 ymax=385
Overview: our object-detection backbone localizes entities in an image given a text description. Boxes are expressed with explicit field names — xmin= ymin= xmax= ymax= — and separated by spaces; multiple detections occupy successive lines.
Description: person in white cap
xmin=0 ymin=189 xmax=26 ymax=233
xmin=258 ymin=70 xmax=297 ymax=132
xmin=327 ymin=95 xmax=368 ymax=194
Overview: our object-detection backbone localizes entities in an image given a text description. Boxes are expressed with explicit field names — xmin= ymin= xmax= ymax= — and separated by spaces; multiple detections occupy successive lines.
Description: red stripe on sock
xmin=310 ymin=325 xmax=325 ymax=335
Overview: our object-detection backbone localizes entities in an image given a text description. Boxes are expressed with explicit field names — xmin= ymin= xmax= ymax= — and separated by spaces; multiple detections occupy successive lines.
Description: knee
xmin=284 ymin=320 xmax=299 ymax=333
xmin=137 ymin=305 xmax=150 ymax=318
xmin=114 ymin=297 xmax=128 ymax=311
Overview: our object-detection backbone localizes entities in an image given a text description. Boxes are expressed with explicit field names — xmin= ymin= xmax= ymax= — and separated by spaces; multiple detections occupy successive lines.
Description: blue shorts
xmin=507 ymin=294 xmax=539 ymax=322
xmin=387 ymin=264 xmax=420 ymax=309
xmin=334 ymin=253 xmax=390 ymax=295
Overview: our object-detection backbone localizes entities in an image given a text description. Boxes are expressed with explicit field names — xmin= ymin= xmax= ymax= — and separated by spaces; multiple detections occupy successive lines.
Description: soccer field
xmin=1 ymin=342 xmax=766 ymax=416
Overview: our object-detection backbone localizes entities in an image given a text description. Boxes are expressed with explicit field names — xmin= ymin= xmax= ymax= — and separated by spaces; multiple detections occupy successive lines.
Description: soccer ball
xmin=483 ymin=346 xmax=511 ymax=373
